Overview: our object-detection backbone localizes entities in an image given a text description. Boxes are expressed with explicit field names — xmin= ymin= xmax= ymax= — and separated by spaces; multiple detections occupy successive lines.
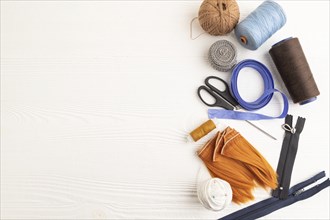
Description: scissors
xmin=197 ymin=76 xmax=277 ymax=140
xmin=197 ymin=76 xmax=239 ymax=110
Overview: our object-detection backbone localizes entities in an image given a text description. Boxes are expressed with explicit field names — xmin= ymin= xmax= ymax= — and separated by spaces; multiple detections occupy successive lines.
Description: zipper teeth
xmin=277 ymin=130 xmax=293 ymax=193
xmin=220 ymin=174 xmax=329 ymax=220
xmin=281 ymin=131 xmax=294 ymax=187
xmin=289 ymin=171 xmax=325 ymax=194
xmin=236 ymin=179 xmax=329 ymax=220
xmin=278 ymin=117 xmax=305 ymax=198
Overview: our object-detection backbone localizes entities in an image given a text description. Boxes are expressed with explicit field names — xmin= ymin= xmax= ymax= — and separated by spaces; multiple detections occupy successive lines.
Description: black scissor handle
xmin=205 ymin=76 xmax=229 ymax=94
xmin=197 ymin=85 xmax=234 ymax=110
xmin=204 ymin=76 xmax=239 ymax=107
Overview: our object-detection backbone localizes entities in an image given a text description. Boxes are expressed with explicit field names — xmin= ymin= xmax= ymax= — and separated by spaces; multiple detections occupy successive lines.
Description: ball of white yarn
xmin=197 ymin=178 xmax=232 ymax=211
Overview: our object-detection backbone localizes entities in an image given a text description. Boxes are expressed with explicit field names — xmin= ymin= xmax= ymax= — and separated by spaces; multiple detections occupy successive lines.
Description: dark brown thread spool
xmin=269 ymin=37 xmax=320 ymax=104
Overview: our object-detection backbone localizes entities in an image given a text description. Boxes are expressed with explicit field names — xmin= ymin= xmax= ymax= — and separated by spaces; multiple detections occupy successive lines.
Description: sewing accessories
xmin=220 ymin=171 xmax=330 ymax=220
xmin=197 ymin=127 xmax=277 ymax=204
xmin=208 ymin=40 xmax=237 ymax=72
xmin=234 ymin=0 xmax=286 ymax=50
xmin=198 ymin=0 xmax=240 ymax=36
xmin=220 ymin=116 xmax=329 ymax=219
xmin=208 ymin=59 xmax=289 ymax=121
xmin=269 ymin=37 xmax=320 ymax=104
xmin=272 ymin=114 xmax=306 ymax=199
xmin=187 ymin=119 xmax=218 ymax=142
xmin=197 ymin=178 xmax=232 ymax=211
xmin=198 ymin=76 xmax=239 ymax=110
xmin=198 ymin=75 xmax=276 ymax=140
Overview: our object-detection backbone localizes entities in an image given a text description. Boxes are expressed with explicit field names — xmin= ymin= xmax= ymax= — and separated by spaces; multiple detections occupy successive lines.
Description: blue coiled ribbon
xmin=208 ymin=59 xmax=289 ymax=120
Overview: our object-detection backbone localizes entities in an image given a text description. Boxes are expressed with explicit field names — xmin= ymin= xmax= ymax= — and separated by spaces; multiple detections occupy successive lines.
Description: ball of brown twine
xmin=198 ymin=0 xmax=240 ymax=36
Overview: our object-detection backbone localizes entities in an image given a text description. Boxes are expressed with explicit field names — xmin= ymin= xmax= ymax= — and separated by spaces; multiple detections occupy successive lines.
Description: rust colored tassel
xmin=221 ymin=128 xmax=278 ymax=189
xmin=197 ymin=127 xmax=278 ymax=204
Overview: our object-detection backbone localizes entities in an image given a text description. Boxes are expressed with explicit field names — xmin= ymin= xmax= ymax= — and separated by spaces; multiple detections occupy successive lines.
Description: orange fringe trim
xmin=197 ymin=127 xmax=278 ymax=204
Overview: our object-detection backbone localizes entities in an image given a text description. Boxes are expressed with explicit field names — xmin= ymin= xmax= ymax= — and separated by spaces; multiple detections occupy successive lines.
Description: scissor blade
xmin=216 ymin=95 xmax=236 ymax=110
xmin=221 ymin=93 xmax=239 ymax=108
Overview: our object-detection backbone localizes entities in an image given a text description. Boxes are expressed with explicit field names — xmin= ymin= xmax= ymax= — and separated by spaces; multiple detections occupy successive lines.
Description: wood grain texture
xmin=1 ymin=1 xmax=329 ymax=219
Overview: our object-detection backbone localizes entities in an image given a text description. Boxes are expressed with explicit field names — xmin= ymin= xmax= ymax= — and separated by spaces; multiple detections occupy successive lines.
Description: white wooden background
xmin=1 ymin=1 xmax=329 ymax=219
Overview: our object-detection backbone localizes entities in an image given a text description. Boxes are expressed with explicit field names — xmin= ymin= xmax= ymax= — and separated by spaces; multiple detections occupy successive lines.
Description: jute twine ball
xmin=198 ymin=0 xmax=240 ymax=36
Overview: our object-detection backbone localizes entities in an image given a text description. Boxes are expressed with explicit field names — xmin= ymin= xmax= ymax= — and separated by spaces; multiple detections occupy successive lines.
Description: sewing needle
xmin=244 ymin=120 xmax=277 ymax=140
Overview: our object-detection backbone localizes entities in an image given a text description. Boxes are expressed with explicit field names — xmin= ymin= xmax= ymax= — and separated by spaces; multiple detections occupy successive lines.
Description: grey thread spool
xmin=209 ymin=40 xmax=237 ymax=72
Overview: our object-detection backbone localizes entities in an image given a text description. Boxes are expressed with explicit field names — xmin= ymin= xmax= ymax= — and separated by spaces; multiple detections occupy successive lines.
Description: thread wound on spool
xmin=190 ymin=119 xmax=216 ymax=142
xmin=209 ymin=40 xmax=237 ymax=72
xmin=269 ymin=37 xmax=320 ymax=104
xmin=240 ymin=36 xmax=247 ymax=44
xmin=198 ymin=0 xmax=240 ymax=36
xmin=234 ymin=0 xmax=286 ymax=50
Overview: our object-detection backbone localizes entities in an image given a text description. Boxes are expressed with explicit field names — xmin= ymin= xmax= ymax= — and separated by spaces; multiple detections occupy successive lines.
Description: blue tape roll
xmin=231 ymin=59 xmax=274 ymax=110
xmin=208 ymin=59 xmax=289 ymax=120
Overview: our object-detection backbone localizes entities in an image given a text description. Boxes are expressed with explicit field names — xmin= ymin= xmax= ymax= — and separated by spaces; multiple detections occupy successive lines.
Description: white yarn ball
xmin=197 ymin=178 xmax=232 ymax=211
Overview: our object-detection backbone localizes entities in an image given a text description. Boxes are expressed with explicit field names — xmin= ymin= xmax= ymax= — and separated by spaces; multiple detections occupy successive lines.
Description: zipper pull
xmin=293 ymin=188 xmax=304 ymax=196
xmin=282 ymin=123 xmax=296 ymax=134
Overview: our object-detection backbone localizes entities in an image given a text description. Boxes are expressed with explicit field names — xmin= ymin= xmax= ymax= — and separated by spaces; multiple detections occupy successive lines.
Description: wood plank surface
xmin=1 ymin=1 xmax=329 ymax=219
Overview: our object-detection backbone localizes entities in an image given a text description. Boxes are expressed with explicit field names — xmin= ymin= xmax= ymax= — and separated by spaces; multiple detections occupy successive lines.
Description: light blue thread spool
xmin=235 ymin=0 xmax=286 ymax=50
